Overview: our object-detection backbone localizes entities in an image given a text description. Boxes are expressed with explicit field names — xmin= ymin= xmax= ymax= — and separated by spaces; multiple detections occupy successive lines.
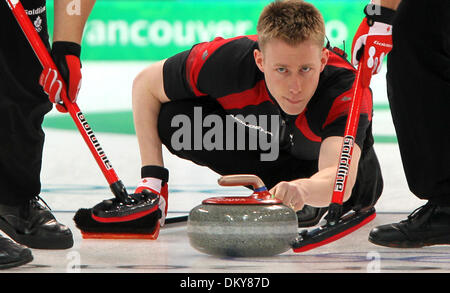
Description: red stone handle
xmin=218 ymin=174 xmax=266 ymax=190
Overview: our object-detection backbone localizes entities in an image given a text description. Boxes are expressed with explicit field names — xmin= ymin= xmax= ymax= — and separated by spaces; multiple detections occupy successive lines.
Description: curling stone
xmin=187 ymin=175 xmax=298 ymax=257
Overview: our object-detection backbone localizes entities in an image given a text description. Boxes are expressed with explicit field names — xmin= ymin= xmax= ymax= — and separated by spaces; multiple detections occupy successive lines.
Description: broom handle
xmin=6 ymin=0 xmax=129 ymax=202
xmin=328 ymin=54 xmax=372 ymax=223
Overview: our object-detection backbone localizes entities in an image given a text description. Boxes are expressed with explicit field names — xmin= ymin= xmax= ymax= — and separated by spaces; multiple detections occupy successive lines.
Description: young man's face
xmin=254 ymin=38 xmax=329 ymax=115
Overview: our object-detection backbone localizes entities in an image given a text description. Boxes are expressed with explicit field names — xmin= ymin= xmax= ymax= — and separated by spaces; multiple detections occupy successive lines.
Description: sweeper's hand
xmin=351 ymin=4 xmax=395 ymax=85
xmin=39 ymin=41 xmax=82 ymax=113
xmin=270 ymin=181 xmax=306 ymax=211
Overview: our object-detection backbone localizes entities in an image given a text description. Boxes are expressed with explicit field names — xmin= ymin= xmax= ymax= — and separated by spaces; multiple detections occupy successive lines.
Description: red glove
xmin=351 ymin=4 xmax=396 ymax=86
xmin=39 ymin=41 xmax=82 ymax=113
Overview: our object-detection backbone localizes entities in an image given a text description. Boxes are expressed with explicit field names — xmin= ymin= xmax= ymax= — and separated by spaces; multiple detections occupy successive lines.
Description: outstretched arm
xmin=270 ymin=136 xmax=362 ymax=211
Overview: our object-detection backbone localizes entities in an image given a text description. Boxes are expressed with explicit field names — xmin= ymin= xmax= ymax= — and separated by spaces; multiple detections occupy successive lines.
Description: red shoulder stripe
xmin=323 ymin=87 xmax=373 ymax=129
xmin=216 ymin=79 xmax=273 ymax=110
xmin=296 ymin=112 xmax=322 ymax=143
xmin=326 ymin=49 xmax=356 ymax=72
xmin=185 ymin=36 xmax=253 ymax=97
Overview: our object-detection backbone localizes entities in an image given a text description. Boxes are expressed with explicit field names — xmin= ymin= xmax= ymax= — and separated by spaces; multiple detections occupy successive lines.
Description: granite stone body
xmin=187 ymin=203 xmax=298 ymax=257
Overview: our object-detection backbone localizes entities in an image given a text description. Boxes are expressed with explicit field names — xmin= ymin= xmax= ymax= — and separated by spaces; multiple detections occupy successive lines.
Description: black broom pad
xmin=73 ymin=208 xmax=161 ymax=234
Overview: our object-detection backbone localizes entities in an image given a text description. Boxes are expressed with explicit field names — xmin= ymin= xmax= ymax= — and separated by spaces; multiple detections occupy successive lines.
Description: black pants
xmin=387 ymin=0 xmax=450 ymax=205
xmin=158 ymin=98 xmax=383 ymax=210
xmin=0 ymin=0 xmax=52 ymax=205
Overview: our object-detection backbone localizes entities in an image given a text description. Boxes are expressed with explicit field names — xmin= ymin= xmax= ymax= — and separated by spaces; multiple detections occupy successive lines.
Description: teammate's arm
xmin=53 ymin=0 xmax=96 ymax=43
xmin=378 ymin=0 xmax=401 ymax=10
xmin=132 ymin=60 xmax=170 ymax=167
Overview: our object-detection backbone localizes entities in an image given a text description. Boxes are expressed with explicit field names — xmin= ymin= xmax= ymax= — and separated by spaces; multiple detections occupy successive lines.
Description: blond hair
xmin=257 ymin=0 xmax=325 ymax=50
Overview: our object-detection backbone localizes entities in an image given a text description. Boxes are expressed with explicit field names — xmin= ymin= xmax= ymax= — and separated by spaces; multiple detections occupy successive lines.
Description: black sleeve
xmin=321 ymin=114 xmax=370 ymax=148
xmin=315 ymin=63 xmax=373 ymax=149
xmin=163 ymin=50 xmax=195 ymax=101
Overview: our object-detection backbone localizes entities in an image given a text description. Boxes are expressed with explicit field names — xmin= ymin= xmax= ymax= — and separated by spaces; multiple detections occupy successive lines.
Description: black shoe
xmin=297 ymin=205 xmax=328 ymax=227
xmin=0 ymin=235 xmax=33 ymax=269
xmin=369 ymin=202 xmax=450 ymax=248
xmin=0 ymin=197 xmax=73 ymax=249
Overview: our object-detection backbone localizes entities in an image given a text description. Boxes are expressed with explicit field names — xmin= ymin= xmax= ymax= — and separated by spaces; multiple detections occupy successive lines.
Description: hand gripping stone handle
xmin=6 ymin=0 xmax=130 ymax=203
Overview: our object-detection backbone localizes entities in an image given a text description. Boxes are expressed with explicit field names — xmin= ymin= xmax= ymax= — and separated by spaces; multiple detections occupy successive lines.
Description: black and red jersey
xmin=163 ymin=35 xmax=373 ymax=161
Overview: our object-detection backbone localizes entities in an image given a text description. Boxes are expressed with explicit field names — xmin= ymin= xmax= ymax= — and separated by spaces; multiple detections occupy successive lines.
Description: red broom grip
xmin=330 ymin=55 xmax=368 ymax=206
xmin=331 ymin=53 xmax=374 ymax=204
